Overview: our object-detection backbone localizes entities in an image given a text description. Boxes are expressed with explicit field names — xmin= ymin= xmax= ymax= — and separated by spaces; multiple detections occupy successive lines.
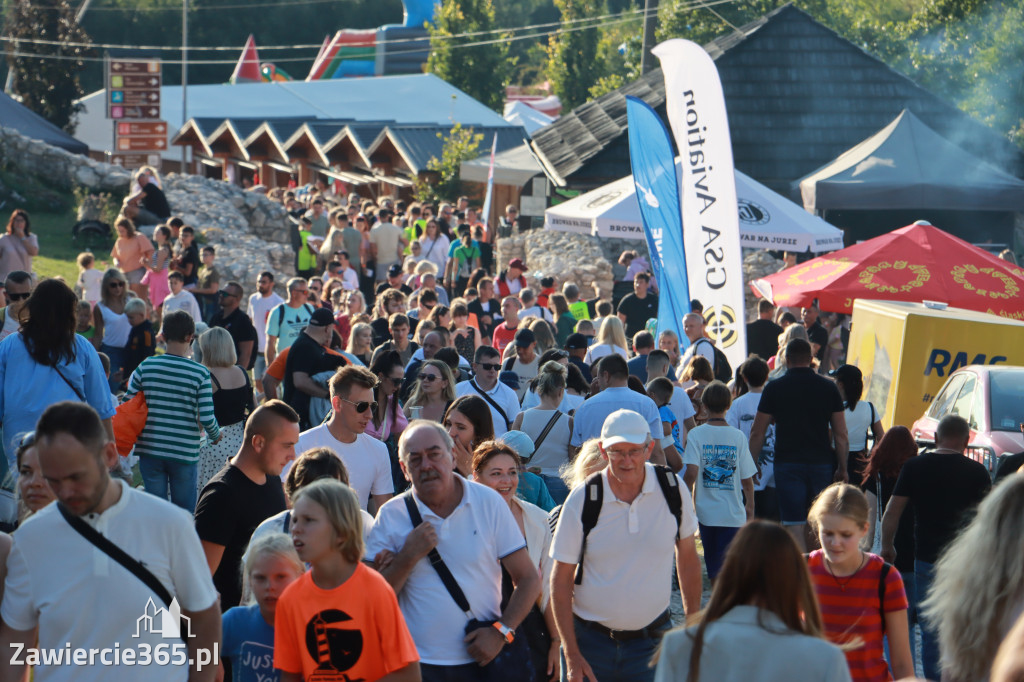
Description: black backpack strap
xmin=878 ymin=561 xmax=892 ymax=634
xmin=403 ymin=493 xmax=473 ymax=616
xmin=283 ymin=511 xmax=291 ymax=534
xmin=574 ymin=472 xmax=604 ymax=585
xmin=470 ymin=380 xmax=511 ymax=430
xmin=57 ymin=502 xmax=175 ymax=610
xmin=653 ymin=464 xmax=683 ymax=540
xmin=503 ymin=357 xmax=515 ymax=372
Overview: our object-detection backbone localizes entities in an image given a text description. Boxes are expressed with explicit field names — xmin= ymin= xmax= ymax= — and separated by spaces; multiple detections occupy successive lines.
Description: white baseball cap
xmin=600 ymin=409 xmax=650 ymax=448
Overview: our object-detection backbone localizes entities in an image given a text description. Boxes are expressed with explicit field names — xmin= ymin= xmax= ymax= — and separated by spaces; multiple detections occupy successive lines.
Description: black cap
xmin=565 ymin=333 xmax=588 ymax=350
xmin=514 ymin=328 xmax=536 ymax=347
xmin=388 ymin=263 xmax=403 ymax=277
xmin=308 ymin=308 xmax=335 ymax=327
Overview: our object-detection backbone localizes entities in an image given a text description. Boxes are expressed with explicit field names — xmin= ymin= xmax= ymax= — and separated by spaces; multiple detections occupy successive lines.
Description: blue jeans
xmin=885 ymin=570 xmax=917 ymax=672
xmin=774 ymin=461 xmax=834 ymax=525
xmin=916 ymin=559 xmax=940 ymax=680
xmin=253 ymin=354 xmax=268 ymax=383
xmin=562 ymin=617 xmax=669 ymax=682
xmin=698 ymin=523 xmax=740 ymax=581
xmin=100 ymin=343 xmax=126 ymax=391
xmin=139 ymin=457 xmax=198 ymax=512
xmin=541 ymin=474 xmax=570 ymax=506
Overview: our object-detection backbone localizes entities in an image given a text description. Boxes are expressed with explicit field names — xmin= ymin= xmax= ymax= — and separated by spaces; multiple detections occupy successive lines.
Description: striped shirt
xmin=126 ymin=354 xmax=221 ymax=463
xmin=809 ymin=550 xmax=908 ymax=682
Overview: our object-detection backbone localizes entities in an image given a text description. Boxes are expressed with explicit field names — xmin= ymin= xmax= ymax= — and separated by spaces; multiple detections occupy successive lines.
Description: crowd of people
xmin=0 ymin=176 xmax=1021 ymax=682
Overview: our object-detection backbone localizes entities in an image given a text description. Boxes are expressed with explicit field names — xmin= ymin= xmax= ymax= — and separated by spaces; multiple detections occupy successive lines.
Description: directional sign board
xmin=117 ymin=121 xmax=168 ymax=136
xmin=114 ymin=119 xmax=169 ymax=153
xmin=111 ymin=153 xmax=162 ymax=170
xmin=106 ymin=58 xmax=161 ymax=120
xmin=116 ymin=136 xmax=168 ymax=151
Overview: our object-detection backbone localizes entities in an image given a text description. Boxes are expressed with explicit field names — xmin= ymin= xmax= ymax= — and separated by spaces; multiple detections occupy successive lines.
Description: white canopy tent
xmin=545 ymin=163 xmax=845 ymax=252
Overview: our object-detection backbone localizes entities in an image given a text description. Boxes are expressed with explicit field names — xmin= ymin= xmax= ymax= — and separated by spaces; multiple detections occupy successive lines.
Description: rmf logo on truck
xmin=924 ymin=349 xmax=1007 ymax=377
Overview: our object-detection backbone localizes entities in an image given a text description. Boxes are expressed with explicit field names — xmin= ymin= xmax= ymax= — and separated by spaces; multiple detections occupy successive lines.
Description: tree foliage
xmin=4 ymin=0 xmax=92 ymax=132
xmin=545 ymin=0 xmax=605 ymax=110
xmin=427 ymin=0 xmax=511 ymax=111
xmin=414 ymin=123 xmax=485 ymax=202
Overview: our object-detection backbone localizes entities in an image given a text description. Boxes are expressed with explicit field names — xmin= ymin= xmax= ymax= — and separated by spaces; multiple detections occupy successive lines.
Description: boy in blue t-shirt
xmin=647 ymin=377 xmax=683 ymax=470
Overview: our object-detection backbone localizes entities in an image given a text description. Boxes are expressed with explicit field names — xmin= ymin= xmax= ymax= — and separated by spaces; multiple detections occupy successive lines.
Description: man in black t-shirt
xmin=747 ymin=299 xmax=784 ymax=361
xmin=210 ymin=280 xmax=258 ymax=369
xmin=749 ymin=338 xmax=847 ymax=550
xmin=616 ymin=272 xmax=659 ymax=339
xmin=282 ymin=308 xmax=345 ymax=429
xmin=195 ymin=401 xmax=298 ymax=610
xmin=801 ymin=305 xmax=829 ymax=368
xmin=468 ymin=276 xmax=501 ymax=341
xmin=125 ymin=170 xmax=171 ymax=224
xmin=881 ymin=415 xmax=990 ymax=680
xmin=374 ymin=263 xmax=413 ymax=299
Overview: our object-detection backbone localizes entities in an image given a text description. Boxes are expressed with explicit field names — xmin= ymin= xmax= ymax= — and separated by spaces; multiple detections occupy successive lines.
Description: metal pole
xmin=640 ymin=0 xmax=659 ymax=75
xmin=181 ymin=0 xmax=188 ymax=173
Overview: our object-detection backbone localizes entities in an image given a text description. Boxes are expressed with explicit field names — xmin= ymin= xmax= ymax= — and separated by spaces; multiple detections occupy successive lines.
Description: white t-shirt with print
xmin=682 ymin=424 xmax=757 ymax=527
xmin=726 ymin=390 xmax=775 ymax=490
xmin=247 ymin=292 xmax=285 ymax=353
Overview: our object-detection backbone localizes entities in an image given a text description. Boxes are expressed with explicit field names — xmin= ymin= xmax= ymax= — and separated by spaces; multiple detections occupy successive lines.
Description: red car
xmin=911 ymin=365 xmax=1024 ymax=477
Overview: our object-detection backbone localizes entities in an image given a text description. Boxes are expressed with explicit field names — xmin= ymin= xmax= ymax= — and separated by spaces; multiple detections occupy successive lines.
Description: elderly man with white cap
xmin=550 ymin=408 xmax=702 ymax=682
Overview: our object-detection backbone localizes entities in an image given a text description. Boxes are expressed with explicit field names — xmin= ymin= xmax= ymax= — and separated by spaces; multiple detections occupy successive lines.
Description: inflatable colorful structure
xmin=230 ymin=0 xmax=436 ymax=83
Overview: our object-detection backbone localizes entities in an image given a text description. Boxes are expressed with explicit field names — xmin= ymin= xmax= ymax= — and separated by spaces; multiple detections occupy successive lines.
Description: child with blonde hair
xmin=76 ymin=252 xmax=104 ymax=308
xmin=273 ymin=480 xmax=419 ymax=681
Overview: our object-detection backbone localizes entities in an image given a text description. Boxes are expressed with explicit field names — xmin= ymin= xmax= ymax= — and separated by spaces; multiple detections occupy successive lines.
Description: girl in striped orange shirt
xmin=808 ymin=483 xmax=914 ymax=682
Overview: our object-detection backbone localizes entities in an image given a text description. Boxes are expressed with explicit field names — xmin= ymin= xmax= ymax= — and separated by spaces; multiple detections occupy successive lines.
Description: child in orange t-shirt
xmin=274 ymin=479 xmax=419 ymax=682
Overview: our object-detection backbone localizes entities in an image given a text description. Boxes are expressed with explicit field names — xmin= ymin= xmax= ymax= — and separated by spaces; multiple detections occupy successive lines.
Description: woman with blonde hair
xmin=333 ymin=289 xmax=366 ymax=348
xmin=196 ymin=327 xmax=253 ymax=494
xmin=559 ymin=438 xmax=606 ymax=491
xmin=346 ymin=321 xmax=373 ymax=366
xmin=528 ymin=318 xmax=557 ymax=357
xmin=769 ymin=323 xmax=809 ymax=377
xmin=583 ymin=316 xmax=629 ymax=365
xmin=921 ymin=474 xmax=1024 ymax=682
xmin=402 ymin=358 xmax=455 ymax=424
xmin=654 ymin=520 xmax=850 ymax=682
xmin=92 ymin=267 xmax=132 ymax=388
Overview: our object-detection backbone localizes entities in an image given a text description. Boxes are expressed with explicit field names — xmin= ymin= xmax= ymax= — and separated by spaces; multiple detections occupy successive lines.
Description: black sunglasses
xmin=108 ymin=282 xmax=125 ymax=289
xmin=340 ymin=397 xmax=378 ymax=413
xmin=477 ymin=362 xmax=501 ymax=371
xmin=218 ymin=290 xmax=238 ymax=298
xmin=7 ymin=292 xmax=30 ymax=301
xmin=419 ymin=374 xmax=441 ymax=383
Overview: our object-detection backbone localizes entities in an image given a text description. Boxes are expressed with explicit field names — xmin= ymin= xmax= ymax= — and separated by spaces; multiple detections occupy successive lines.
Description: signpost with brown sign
xmin=106 ymin=56 xmax=166 ymax=167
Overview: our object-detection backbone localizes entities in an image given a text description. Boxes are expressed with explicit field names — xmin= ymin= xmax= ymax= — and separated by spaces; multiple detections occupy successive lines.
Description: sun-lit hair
xmin=405 ymin=359 xmax=455 ymax=409
xmin=807 ymin=482 xmax=869 ymax=533
xmin=656 ymin=520 xmax=827 ymax=679
xmin=241 ymin=533 xmax=303 ymax=605
xmin=291 ymin=479 xmax=364 ymax=564
xmin=922 ymin=474 xmax=1024 ymax=682
xmin=560 ymin=438 xmax=606 ymax=489
xmin=595 ymin=316 xmax=628 ymax=350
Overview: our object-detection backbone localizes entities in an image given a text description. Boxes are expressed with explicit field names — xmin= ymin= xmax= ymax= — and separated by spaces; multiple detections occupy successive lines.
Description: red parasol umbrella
xmin=751 ymin=222 xmax=1024 ymax=318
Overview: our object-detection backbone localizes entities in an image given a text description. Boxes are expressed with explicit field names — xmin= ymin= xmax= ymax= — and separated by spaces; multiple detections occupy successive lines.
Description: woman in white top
xmin=519 ymin=350 xmax=584 ymax=414
xmin=92 ymin=268 xmax=132 ymax=390
xmin=418 ymin=218 xmax=449 ymax=276
xmin=654 ymin=520 xmax=851 ymax=682
xmin=472 ymin=440 xmax=558 ymax=681
xmin=831 ymin=364 xmax=884 ymax=485
xmin=583 ymin=316 xmax=629 ymax=365
xmin=512 ymin=360 xmax=574 ymax=504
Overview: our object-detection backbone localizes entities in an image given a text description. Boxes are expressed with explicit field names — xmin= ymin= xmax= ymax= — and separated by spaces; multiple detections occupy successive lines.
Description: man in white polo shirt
xmin=0 ymin=401 xmax=220 ymax=682
xmin=455 ymin=345 xmax=520 ymax=437
xmin=289 ymin=365 xmax=394 ymax=513
xmin=571 ymin=353 xmax=666 ymax=465
xmin=551 ymin=409 xmax=702 ymax=682
xmin=366 ymin=421 xmax=540 ymax=681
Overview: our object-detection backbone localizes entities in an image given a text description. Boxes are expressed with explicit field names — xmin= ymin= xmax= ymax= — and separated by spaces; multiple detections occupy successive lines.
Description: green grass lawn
xmin=28 ymin=208 xmax=112 ymax=283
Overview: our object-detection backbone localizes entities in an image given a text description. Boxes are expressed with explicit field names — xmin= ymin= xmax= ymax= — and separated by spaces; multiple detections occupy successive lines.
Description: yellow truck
xmin=846 ymin=299 xmax=1024 ymax=430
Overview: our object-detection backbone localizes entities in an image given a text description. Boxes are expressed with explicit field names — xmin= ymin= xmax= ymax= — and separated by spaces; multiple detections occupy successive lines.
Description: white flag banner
xmin=653 ymin=38 xmax=746 ymax=371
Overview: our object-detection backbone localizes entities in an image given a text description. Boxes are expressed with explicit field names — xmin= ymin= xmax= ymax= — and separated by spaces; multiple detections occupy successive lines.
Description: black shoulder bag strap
xmin=403 ymin=493 xmax=473 ymax=617
xmin=57 ymin=502 xmax=179 ymax=621
xmin=530 ymin=410 xmax=563 ymax=452
xmin=470 ymin=380 xmax=511 ymax=431
xmin=653 ymin=464 xmax=683 ymax=540
xmin=878 ymin=561 xmax=892 ymax=634
xmin=54 ymin=365 xmax=86 ymax=401
xmin=574 ymin=472 xmax=604 ymax=585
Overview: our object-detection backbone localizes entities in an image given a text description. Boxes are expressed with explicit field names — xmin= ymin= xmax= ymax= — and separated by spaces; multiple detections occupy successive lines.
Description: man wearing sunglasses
xmin=291 ymin=365 xmax=394 ymax=513
xmin=281 ymin=308 xmax=346 ymax=431
xmin=456 ymin=345 xmax=520 ymax=437
xmin=0 ymin=270 xmax=31 ymax=342
xmin=210 ymin=281 xmax=258 ymax=370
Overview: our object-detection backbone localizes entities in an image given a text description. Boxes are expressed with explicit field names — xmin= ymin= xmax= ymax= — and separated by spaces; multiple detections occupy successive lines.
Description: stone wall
xmin=161 ymin=174 xmax=295 ymax=294
xmin=0 ymin=125 xmax=131 ymax=192
xmin=496 ymin=231 xmax=617 ymax=298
